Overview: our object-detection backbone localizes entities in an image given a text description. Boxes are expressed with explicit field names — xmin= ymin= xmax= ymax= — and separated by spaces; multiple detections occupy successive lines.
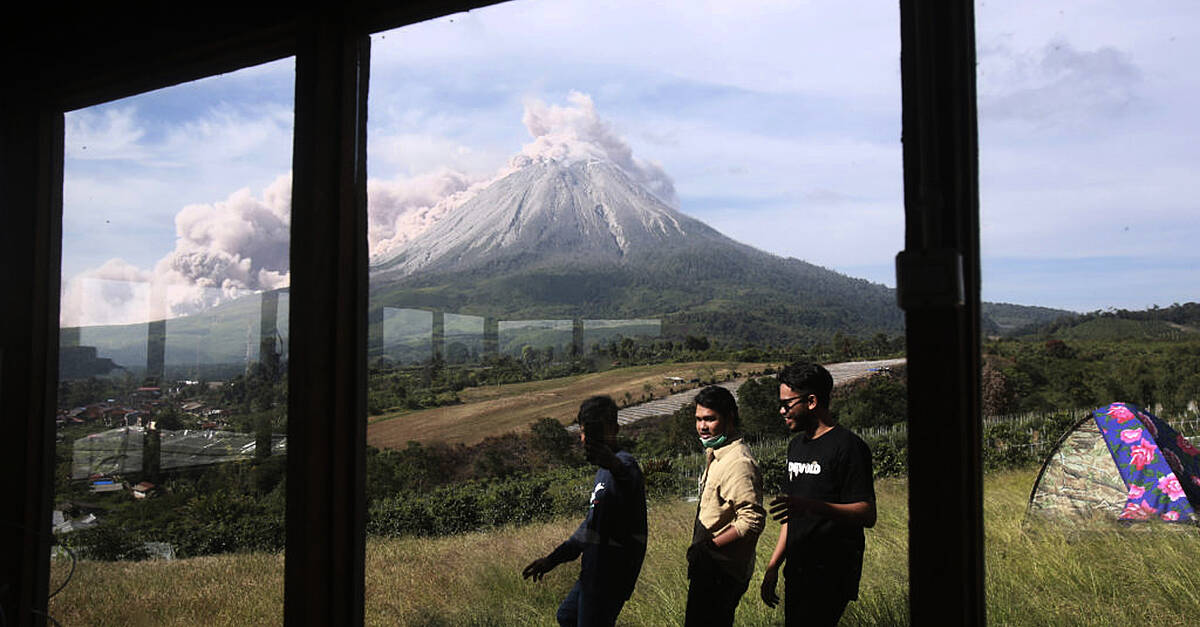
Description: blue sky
xmin=60 ymin=0 xmax=1200 ymax=325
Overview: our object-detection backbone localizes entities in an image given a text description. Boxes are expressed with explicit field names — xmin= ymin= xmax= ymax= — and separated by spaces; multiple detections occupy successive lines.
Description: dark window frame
xmin=0 ymin=3 xmax=983 ymax=625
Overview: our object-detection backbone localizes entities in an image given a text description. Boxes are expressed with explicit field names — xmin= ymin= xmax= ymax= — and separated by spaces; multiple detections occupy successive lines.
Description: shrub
xmin=530 ymin=417 xmax=580 ymax=466
xmin=834 ymin=373 xmax=907 ymax=430
xmin=738 ymin=376 xmax=789 ymax=442
xmin=64 ymin=524 xmax=151 ymax=561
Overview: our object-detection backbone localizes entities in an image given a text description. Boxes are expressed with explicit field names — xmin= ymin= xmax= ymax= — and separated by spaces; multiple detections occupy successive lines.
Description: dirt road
xmin=612 ymin=357 xmax=906 ymax=427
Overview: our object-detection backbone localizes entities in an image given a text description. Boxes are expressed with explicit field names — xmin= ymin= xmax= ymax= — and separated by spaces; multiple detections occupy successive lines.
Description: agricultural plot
xmin=366 ymin=361 xmax=770 ymax=448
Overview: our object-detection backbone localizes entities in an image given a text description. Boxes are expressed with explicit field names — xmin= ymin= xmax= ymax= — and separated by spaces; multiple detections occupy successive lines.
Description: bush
xmin=368 ymin=467 xmax=596 ymax=538
xmin=478 ymin=477 xmax=551 ymax=526
xmin=164 ymin=491 xmax=284 ymax=557
xmin=64 ymin=524 xmax=151 ymax=561
xmin=530 ymin=417 xmax=580 ymax=466
xmin=834 ymin=372 xmax=907 ymax=430
xmin=738 ymin=376 xmax=789 ymax=442
xmin=868 ymin=432 xmax=908 ymax=478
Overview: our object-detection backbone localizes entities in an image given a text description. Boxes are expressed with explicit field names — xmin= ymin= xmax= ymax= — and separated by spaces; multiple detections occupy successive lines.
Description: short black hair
xmin=695 ymin=385 xmax=739 ymax=428
xmin=777 ymin=361 xmax=833 ymax=408
xmin=578 ymin=395 xmax=619 ymax=427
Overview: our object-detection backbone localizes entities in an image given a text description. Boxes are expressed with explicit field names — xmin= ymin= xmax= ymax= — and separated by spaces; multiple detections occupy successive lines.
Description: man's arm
xmin=587 ymin=439 xmax=640 ymax=489
xmin=697 ymin=458 xmax=765 ymax=548
xmin=522 ymin=512 xmax=588 ymax=582
xmin=759 ymin=521 xmax=787 ymax=607
xmin=728 ymin=458 xmax=767 ymax=538
xmin=769 ymin=496 xmax=876 ymax=528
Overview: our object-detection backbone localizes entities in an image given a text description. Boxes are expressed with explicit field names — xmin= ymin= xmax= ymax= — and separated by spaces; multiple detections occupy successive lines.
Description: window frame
xmin=0 ymin=3 xmax=984 ymax=625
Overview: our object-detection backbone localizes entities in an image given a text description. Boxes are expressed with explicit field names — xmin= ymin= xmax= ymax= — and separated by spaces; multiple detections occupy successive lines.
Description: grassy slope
xmin=48 ymin=468 xmax=1200 ymax=625
xmin=366 ymin=361 xmax=770 ymax=448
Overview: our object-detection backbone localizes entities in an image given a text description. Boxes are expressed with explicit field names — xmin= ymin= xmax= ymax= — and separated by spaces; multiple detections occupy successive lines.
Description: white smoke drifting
xmin=367 ymin=169 xmax=482 ymax=263
xmin=515 ymin=91 xmax=677 ymax=206
xmin=366 ymin=91 xmax=676 ymax=260
xmin=61 ymin=174 xmax=292 ymax=327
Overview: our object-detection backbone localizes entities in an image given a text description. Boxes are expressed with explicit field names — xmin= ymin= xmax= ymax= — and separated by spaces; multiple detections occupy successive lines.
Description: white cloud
xmin=978 ymin=39 xmax=1141 ymax=128
xmin=974 ymin=1 xmax=1200 ymax=310
xmin=64 ymin=107 xmax=150 ymax=162
xmin=60 ymin=259 xmax=153 ymax=327
xmin=159 ymin=102 xmax=293 ymax=168
xmin=368 ymin=131 xmax=506 ymax=180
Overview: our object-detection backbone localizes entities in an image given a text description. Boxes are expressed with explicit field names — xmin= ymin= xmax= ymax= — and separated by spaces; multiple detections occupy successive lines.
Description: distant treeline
xmin=983 ymin=336 xmax=1200 ymax=417
xmin=1013 ymin=301 xmax=1200 ymax=339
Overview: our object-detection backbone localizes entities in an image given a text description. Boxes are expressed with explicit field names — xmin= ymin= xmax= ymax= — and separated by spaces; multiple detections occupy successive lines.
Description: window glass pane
xmin=977 ymin=2 xmax=1200 ymax=623
xmin=51 ymin=58 xmax=294 ymax=625
xmin=366 ymin=1 xmax=912 ymax=624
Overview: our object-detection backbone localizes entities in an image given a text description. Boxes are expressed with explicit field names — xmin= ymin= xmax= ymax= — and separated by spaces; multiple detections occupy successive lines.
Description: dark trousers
xmin=784 ymin=565 xmax=851 ymax=627
xmin=556 ymin=580 xmax=627 ymax=627
xmin=684 ymin=561 xmax=749 ymax=627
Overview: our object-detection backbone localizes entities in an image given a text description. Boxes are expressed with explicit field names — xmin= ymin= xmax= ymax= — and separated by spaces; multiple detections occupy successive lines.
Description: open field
xmin=367 ymin=361 xmax=771 ymax=448
xmin=47 ymin=467 xmax=1200 ymax=625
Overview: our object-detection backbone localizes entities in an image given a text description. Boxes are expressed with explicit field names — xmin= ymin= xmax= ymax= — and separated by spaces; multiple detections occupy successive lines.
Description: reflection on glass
xmin=364 ymin=1 xmax=907 ymax=624
xmin=50 ymin=58 xmax=293 ymax=624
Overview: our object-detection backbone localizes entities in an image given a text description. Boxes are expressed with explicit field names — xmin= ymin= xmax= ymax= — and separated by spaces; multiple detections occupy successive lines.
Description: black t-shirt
xmin=784 ymin=425 xmax=875 ymax=572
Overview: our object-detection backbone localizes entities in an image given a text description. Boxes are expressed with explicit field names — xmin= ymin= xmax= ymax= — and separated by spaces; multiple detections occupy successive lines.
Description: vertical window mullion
xmin=286 ymin=15 xmax=370 ymax=626
xmin=898 ymin=2 xmax=985 ymax=625
xmin=0 ymin=101 xmax=63 ymax=627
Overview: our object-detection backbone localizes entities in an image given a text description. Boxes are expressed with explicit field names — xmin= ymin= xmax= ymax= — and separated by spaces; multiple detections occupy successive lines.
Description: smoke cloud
xmin=366 ymin=91 xmax=677 ymax=260
xmin=61 ymin=174 xmax=292 ymax=327
xmin=367 ymin=169 xmax=483 ymax=263
xmin=516 ymin=91 xmax=677 ymax=206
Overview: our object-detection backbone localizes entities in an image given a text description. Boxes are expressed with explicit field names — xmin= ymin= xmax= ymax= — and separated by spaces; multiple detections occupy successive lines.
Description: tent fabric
xmin=1029 ymin=402 xmax=1200 ymax=524
xmin=1096 ymin=403 xmax=1198 ymax=521
xmin=1029 ymin=418 xmax=1127 ymax=520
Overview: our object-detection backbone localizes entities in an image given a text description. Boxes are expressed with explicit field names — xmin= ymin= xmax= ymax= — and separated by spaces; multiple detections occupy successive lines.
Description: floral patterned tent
xmin=1028 ymin=402 xmax=1200 ymax=523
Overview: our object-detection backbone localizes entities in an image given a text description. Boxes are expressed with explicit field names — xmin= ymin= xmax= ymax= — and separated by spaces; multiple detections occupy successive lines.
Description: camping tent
xmin=1029 ymin=402 xmax=1200 ymax=523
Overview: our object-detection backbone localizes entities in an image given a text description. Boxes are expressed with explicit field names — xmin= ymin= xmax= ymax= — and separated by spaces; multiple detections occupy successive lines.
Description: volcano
xmin=367 ymin=154 xmax=1062 ymax=346
xmin=368 ymin=155 xmax=909 ymax=346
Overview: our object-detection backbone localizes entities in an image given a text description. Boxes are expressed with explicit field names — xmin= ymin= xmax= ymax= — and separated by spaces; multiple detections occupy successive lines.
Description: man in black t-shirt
xmin=760 ymin=362 xmax=876 ymax=626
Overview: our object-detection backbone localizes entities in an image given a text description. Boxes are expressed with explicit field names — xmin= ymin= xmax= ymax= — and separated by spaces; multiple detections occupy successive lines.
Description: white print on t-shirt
xmin=788 ymin=460 xmax=822 ymax=479
xmin=590 ymin=482 xmax=606 ymax=508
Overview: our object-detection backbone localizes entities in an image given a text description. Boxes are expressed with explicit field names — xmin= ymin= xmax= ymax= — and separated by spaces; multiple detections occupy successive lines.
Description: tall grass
xmin=48 ymin=468 xmax=1200 ymax=625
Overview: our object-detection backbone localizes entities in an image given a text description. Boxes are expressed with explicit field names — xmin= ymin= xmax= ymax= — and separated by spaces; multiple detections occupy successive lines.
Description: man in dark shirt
xmin=522 ymin=395 xmax=648 ymax=627
xmin=760 ymin=362 xmax=876 ymax=626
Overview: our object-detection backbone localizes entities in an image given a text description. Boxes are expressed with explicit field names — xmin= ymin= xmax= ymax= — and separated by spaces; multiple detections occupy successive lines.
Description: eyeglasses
xmin=778 ymin=394 xmax=812 ymax=411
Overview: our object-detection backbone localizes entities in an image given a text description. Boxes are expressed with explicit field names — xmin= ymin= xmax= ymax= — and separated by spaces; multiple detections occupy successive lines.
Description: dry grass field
xmin=366 ymin=361 xmax=771 ymax=448
xmin=47 ymin=468 xmax=1200 ymax=625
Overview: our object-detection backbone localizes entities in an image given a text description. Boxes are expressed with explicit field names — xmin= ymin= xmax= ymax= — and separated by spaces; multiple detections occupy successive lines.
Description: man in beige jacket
xmin=685 ymin=385 xmax=765 ymax=626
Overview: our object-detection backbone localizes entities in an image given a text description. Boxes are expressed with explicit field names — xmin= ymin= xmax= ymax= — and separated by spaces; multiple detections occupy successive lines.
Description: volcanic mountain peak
xmin=371 ymin=156 xmax=726 ymax=279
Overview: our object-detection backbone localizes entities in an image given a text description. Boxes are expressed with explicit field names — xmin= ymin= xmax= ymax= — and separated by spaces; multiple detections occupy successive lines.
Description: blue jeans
xmin=556 ymin=580 xmax=628 ymax=627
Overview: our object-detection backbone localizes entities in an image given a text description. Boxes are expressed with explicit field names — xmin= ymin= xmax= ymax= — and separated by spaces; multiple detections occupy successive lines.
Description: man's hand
xmin=584 ymin=439 xmax=619 ymax=470
xmin=521 ymin=557 xmax=555 ymax=582
xmin=768 ymin=495 xmax=813 ymax=525
xmin=760 ymin=566 xmax=781 ymax=608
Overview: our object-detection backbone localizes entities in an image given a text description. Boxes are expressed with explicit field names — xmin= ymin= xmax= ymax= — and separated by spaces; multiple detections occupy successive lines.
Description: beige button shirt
xmin=697 ymin=437 xmax=765 ymax=583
